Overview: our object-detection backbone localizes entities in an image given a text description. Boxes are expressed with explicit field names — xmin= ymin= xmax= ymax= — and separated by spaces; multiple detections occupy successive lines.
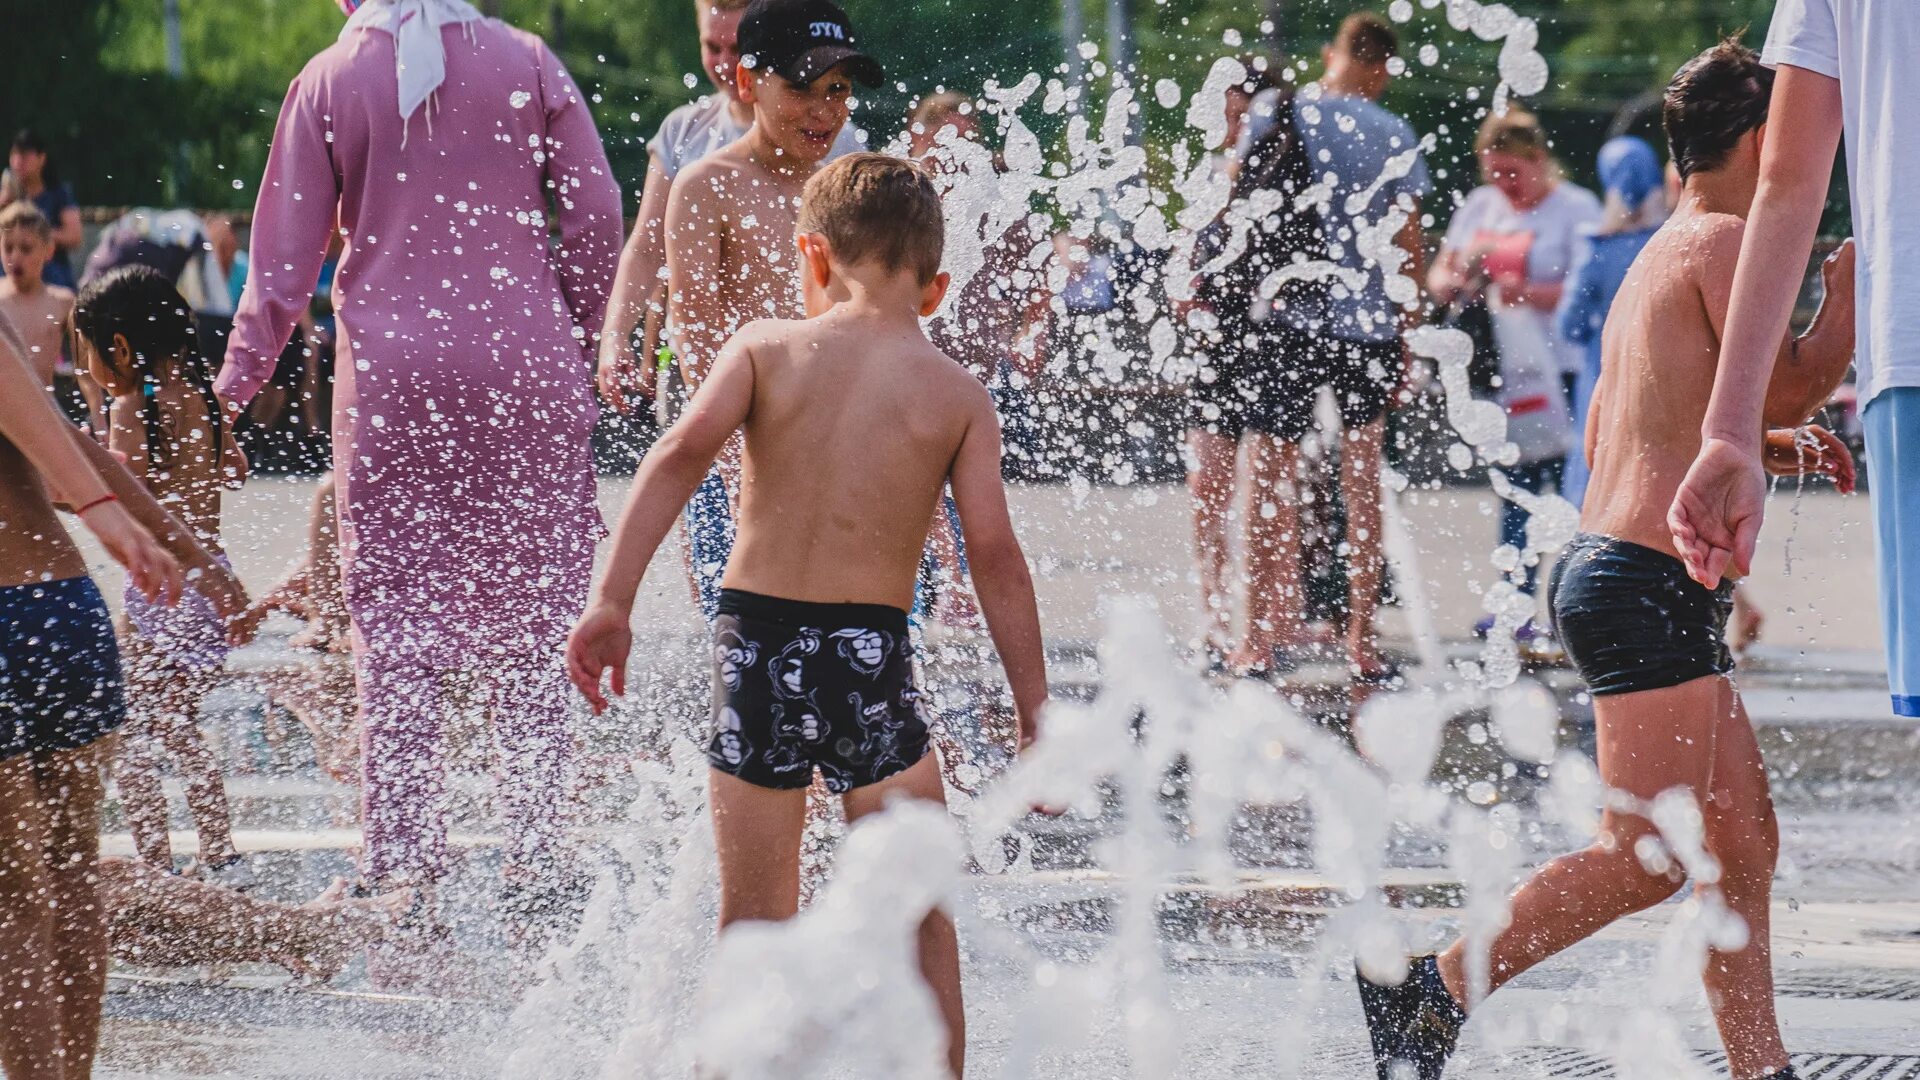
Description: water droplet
xmin=509 ymin=90 xmax=532 ymax=109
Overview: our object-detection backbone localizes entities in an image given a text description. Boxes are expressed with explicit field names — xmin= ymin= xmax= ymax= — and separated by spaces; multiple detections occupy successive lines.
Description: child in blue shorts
xmin=0 ymin=315 xmax=254 ymax=1076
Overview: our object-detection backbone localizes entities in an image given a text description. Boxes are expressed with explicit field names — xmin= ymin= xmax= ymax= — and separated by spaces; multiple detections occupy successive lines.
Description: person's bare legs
xmin=37 ymin=740 xmax=112 ymax=1079
xmin=710 ymin=769 xmax=808 ymax=931
xmin=842 ymin=756 xmax=965 ymax=1079
xmin=114 ymin=709 xmax=175 ymax=869
xmin=1186 ymin=428 xmax=1239 ymax=658
xmin=1697 ymin=691 xmax=1787 ymax=1078
xmin=100 ymin=858 xmax=411 ymax=979
xmin=1337 ymin=417 xmax=1390 ymax=678
xmin=152 ymin=665 xmax=239 ymax=867
xmin=1231 ymin=434 xmax=1307 ymax=674
xmin=0 ymin=754 xmax=62 ymax=1080
xmin=1434 ymin=675 xmax=1789 ymax=1076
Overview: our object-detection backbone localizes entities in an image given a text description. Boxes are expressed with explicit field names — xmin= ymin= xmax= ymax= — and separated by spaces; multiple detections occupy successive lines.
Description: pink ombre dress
xmin=217 ymin=19 xmax=621 ymax=668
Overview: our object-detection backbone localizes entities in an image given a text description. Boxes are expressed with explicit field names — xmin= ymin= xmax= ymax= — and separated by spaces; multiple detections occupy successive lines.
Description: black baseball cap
xmin=738 ymin=0 xmax=885 ymax=89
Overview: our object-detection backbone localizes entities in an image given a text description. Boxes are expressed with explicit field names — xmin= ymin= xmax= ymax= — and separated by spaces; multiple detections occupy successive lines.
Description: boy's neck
xmin=725 ymin=95 xmax=753 ymax=128
xmin=1681 ymin=166 xmax=1759 ymax=219
xmin=821 ymin=272 xmax=929 ymax=326
xmin=4 ymin=275 xmax=42 ymax=296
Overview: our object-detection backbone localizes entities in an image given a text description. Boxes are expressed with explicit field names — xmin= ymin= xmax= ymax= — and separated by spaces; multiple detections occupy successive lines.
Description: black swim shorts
xmin=707 ymin=589 xmax=931 ymax=793
xmin=1549 ymin=533 xmax=1736 ymax=697
xmin=1188 ymin=324 xmax=1401 ymax=442
xmin=1 ymin=576 xmax=127 ymax=760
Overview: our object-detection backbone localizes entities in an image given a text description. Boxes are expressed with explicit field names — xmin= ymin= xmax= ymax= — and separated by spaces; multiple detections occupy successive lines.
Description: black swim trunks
xmin=1549 ymin=533 xmax=1736 ymax=697
xmin=1 ymin=576 xmax=127 ymax=760
xmin=1188 ymin=323 xmax=1401 ymax=442
xmin=707 ymin=589 xmax=931 ymax=793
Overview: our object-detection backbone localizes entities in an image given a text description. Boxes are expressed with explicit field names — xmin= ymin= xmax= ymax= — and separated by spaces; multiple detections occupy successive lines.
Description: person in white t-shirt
xmin=1431 ymin=107 xmax=1601 ymax=630
xmin=1672 ymin=0 xmax=1920 ymax=721
xmin=594 ymin=0 xmax=861 ymax=413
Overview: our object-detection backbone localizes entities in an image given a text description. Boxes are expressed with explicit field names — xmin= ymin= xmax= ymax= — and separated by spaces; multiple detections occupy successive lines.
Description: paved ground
xmin=78 ymin=477 xmax=1920 ymax=1078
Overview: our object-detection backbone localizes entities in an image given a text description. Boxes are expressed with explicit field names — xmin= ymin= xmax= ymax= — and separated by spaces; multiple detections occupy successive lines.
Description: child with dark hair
xmin=74 ymin=266 xmax=253 ymax=884
xmin=1358 ymin=39 xmax=1857 ymax=1080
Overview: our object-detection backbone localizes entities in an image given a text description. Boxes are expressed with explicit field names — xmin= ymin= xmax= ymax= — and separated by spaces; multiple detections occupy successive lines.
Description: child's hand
xmin=1763 ymin=425 xmax=1856 ymax=494
xmin=566 ymin=602 xmax=633 ymax=715
xmin=83 ymin=500 xmax=183 ymax=605
xmin=202 ymin=570 xmax=263 ymax=647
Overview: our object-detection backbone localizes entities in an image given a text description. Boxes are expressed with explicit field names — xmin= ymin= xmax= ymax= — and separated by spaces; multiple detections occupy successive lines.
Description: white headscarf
xmin=341 ymin=0 xmax=485 ymax=128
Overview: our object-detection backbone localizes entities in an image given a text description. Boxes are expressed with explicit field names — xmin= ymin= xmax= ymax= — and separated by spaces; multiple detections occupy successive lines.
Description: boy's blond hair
xmin=1475 ymin=106 xmax=1551 ymax=160
xmin=798 ymin=153 xmax=945 ymax=286
xmin=911 ymin=91 xmax=972 ymax=133
xmin=0 ymin=201 xmax=52 ymax=242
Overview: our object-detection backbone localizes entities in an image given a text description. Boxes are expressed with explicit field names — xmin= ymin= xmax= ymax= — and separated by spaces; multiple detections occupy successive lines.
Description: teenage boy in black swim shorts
xmin=1356 ymin=39 xmax=1858 ymax=1080
xmin=568 ymin=153 xmax=1048 ymax=1079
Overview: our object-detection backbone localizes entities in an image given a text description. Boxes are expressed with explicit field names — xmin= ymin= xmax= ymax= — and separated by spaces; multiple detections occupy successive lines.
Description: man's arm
xmin=597 ymin=154 xmax=675 ymax=412
xmin=1670 ymin=65 xmax=1844 ymax=586
xmin=663 ymin=166 xmax=733 ymax=390
xmin=948 ymin=389 xmax=1048 ymax=747
xmin=567 ymin=329 xmax=757 ymax=711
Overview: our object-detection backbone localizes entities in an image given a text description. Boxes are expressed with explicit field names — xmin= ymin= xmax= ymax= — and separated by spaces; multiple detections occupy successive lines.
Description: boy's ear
xmin=919 ymin=271 xmax=952 ymax=318
xmin=735 ymin=63 xmax=758 ymax=105
xmin=109 ymin=333 xmax=136 ymax=375
xmin=797 ymin=232 xmax=833 ymax=290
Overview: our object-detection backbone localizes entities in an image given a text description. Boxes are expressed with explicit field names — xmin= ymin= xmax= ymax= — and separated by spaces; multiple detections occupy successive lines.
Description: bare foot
xmin=283 ymin=883 xmax=416 ymax=982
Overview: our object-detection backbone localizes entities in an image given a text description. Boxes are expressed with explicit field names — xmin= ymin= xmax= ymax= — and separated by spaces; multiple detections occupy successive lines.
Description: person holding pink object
xmin=216 ymin=0 xmax=623 ymax=957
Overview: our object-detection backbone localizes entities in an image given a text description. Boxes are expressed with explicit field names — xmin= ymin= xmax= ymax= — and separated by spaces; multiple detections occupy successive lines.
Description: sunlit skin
xmin=595 ymin=2 xmax=746 ymax=411
xmin=568 ymin=226 xmax=1051 ymax=1080
xmin=0 ymin=225 xmax=75 ymax=389
xmin=1431 ymin=119 xmax=1856 ymax=1080
xmin=664 ymin=63 xmax=855 ymax=390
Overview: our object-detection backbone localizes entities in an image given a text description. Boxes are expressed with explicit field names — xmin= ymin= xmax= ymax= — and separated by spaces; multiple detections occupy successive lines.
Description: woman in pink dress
xmin=217 ymin=0 xmax=622 ymax=926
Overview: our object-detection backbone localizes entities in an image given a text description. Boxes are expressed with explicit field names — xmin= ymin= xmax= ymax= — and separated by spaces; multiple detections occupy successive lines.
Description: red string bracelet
xmin=73 ymin=493 xmax=119 ymax=516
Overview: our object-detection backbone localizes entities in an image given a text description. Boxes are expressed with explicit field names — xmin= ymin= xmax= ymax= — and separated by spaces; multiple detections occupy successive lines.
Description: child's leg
xmin=1186 ymin=429 xmax=1238 ymax=654
xmin=356 ymin=653 xmax=451 ymax=888
xmin=115 ymin=709 xmax=175 ymax=869
xmin=1698 ymin=690 xmax=1788 ymax=1079
xmin=710 ymin=769 xmax=808 ymax=929
xmin=1234 ymin=435 xmax=1308 ymax=670
xmin=34 ymin=739 xmax=113 ymax=1078
xmin=482 ymin=655 xmax=576 ymax=889
xmin=1337 ymin=416 xmax=1388 ymax=672
xmin=842 ymin=756 xmax=965 ymax=1080
xmin=152 ymin=665 xmax=239 ymax=865
xmin=1437 ymin=675 xmax=1725 ymax=1005
xmin=0 ymin=754 xmax=62 ymax=1080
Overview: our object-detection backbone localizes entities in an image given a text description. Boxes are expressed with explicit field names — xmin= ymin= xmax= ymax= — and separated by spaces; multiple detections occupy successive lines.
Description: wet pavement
xmin=79 ymin=479 xmax=1920 ymax=1077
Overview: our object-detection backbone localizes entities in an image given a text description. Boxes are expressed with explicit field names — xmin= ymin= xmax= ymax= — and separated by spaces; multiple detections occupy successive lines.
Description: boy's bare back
xmin=720 ymin=309 xmax=992 ymax=611
xmin=1582 ymin=210 xmax=1741 ymax=554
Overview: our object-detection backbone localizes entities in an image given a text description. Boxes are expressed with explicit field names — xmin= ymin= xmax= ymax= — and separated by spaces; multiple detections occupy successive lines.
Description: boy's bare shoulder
xmin=668 ymin=150 xmax=748 ymax=206
xmin=918 ymin=340 xmax=997 ymax=416
xmin=1669 ymin=211 xmax=1747 ymax=272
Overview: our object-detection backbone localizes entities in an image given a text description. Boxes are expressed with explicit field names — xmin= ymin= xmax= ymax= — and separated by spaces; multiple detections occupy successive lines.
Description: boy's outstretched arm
xmin=567 ymin=331 xmax=757 ymax=712
xmin=1670 ymin=64 xmax=1844 ymax=587
xmin=1763 ymin=238 xmax=1856 ymax=427
xmin=947 ymin=390 xmax=1048 ymax=747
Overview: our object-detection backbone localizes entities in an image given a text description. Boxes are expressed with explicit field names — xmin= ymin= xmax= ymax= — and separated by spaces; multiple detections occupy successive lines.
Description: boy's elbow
xmin=968 ymin=534 xmax=1031 ymax=583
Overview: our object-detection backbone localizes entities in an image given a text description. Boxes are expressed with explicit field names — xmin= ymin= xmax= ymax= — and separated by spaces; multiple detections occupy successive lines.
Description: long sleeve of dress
xmin=217 ymin=72 xmax=339 ymax=406
xmin=537 ymin=42 xmax=623 ymax=348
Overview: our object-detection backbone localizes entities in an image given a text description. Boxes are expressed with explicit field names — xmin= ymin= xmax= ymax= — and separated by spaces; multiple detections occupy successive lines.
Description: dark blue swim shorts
xmin=1549 ymin=533 xmax=1735 ymax=697
xmin=1 ymin=575 xmax=127 ymax=759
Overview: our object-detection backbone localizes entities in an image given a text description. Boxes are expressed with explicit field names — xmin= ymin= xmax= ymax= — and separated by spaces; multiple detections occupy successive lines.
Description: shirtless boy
xmin=0 ymin=315 xmax=254 ymax=1079
xmin=568 ymin=154 xmax=1048 ymax=1077
xmin=659 ymin=0 xmax=882 ymax=618
xmin=1358 ymin=41 xmax=1853 ymax=1080
xmin=0 ymin=202 xmax=97 ymax=428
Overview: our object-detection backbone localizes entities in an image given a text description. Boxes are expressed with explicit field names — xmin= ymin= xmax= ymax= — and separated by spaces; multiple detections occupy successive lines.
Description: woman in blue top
xmin=1556 ymin=136 xmax=1669 ymax=506
xmin=2 ymin=130 xmax=82 ymax=290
